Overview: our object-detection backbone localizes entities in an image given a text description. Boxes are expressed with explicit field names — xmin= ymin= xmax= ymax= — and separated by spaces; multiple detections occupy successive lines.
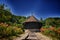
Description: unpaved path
xmin=13 ymin=32 xmax=52 ymax=40
xmin=35 ymin=32 xmax=52 ymax=40
xmin=13 ymin=30 xmax=52 ymax=40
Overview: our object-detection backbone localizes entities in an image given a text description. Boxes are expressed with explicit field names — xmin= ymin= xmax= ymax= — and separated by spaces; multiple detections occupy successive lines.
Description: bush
xmin=41 ymin=27 xmax=60 ymax=40
xmin=0 ymin=25 xmax=24 ymax=39
xmin=43 ymin=29 xmax=55 ymax=36
xmin=42 ymin=25 xmax=50 ymax=28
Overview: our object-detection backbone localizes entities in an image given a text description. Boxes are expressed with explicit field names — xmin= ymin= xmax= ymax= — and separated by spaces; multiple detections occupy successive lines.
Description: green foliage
xmin=0 ymin=4 xmax=26 ymax=26
xmin=0 ymin=9 xmax=26 ymax=23
xmin=0 ymin=4 xmax=4 ymax=10
xmin=0 ymin=25 xmax=24 ymax=39
xmin=42 ymin=17 xmax=60 ymax=40
xmin=44 ymin=17 xmax=60 ymax=28
xmin=42 ymin=29 xmax=60 ymax=40
xmin=43 ymin=29 xmax=55 ymax=36
xmin=42 ymin=25 xmax=50 ymax=28
xmin=0 ymin=4 xmax=26 ymax=39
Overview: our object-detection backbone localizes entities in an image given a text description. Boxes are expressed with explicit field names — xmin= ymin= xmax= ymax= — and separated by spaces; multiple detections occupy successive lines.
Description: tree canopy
xmin=0 ymin=4 xmax=26 ymax=25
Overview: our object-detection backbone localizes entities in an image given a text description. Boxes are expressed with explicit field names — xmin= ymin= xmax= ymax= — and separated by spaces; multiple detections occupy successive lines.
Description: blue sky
xmin=0 ymin=0 xmax=60 ymax=19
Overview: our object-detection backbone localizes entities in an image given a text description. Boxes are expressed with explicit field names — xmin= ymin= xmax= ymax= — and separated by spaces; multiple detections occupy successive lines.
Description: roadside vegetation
xmin=0 ymin=4 xmax=26 ymax=40
xmin=40 ymin=18 xmax=60 ymax=40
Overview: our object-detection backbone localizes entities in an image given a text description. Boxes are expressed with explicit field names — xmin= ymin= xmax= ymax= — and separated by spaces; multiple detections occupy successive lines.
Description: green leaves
xmin=0 ymin=25 xmax=24 ymax=38
xmin=0 ymin=4 xmax=4 ymax=10
xmin=44 ymin=17 xmax=60 ymax=28
xmin=0 ymin=4 xmax=26 ymax=25
xmin=42 ymin=17 xmax=60 ymax=40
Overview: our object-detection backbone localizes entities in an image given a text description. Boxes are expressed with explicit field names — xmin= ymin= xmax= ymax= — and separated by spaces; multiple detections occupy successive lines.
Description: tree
xmin=0 ymin=4 xmax=4 ymax=10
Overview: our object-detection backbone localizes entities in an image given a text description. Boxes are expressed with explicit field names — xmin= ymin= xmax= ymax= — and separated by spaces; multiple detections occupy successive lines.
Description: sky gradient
xmin=0 ymin=0 xmax=60 ymax=19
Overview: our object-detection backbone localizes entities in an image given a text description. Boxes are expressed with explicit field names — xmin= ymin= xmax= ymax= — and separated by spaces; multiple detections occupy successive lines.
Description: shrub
xmin=41 ymin=27 xmax=60 ymax=40
xmin=0 ymin=25 xmax=24 ymax=39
